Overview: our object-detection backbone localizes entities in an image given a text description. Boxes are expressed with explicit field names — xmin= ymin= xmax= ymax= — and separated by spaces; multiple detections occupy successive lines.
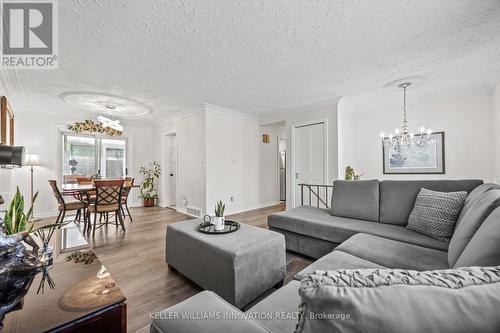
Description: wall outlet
xmin=230 ymin=196 xmax=234 ymax=202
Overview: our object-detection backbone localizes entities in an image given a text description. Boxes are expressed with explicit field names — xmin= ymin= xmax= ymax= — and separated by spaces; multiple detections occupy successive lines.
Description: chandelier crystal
xmin=380 ymin=82 xmax=431 ymax=154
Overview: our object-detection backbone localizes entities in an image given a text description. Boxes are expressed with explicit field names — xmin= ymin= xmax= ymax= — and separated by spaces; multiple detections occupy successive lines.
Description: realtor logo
xmin=1 ymin=0 xmax=58 ymax=69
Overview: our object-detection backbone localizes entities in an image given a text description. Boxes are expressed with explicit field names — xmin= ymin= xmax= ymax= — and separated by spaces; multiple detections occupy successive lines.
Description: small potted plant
xmin=213 ymin=200 xmax=225 ymax=231
xmin=139 ymin=161 xmax=161 ymax=207
xmin=2 ymin=187 xmax=41 ymax=266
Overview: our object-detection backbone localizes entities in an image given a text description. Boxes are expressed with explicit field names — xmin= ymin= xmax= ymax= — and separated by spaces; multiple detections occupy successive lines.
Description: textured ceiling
xmin=2 ymin=0 xmax=500 ymax=122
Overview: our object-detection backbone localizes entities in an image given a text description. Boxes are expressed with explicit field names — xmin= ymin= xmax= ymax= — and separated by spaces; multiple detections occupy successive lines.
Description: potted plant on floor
xmin=139 ymin=161 xmax=161 ymax=207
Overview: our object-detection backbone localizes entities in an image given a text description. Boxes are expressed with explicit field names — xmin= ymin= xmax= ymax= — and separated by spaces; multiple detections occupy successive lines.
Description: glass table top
xmin=1 ymin=225 xmax=125 ymax=333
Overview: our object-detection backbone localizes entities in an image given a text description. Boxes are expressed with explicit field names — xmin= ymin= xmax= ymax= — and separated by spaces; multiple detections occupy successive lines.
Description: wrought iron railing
xmin=298 ymin=183 xmax=334 ymax=210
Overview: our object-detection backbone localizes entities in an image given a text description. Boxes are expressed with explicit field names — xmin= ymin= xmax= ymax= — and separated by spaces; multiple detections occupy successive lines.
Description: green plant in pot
xmin=3 ymin=187 xmax=38 ymax=235
xmin=1 ymin=187 xmax=41 ymax=268
xmin=139 ymin=161 xmax=161 ymax=207
xmin=213 ymin=200 xmax=225 ymax=231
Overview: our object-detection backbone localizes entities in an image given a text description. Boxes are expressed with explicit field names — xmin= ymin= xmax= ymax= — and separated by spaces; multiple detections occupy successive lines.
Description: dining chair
xmin=48 ymin=180 xmax=88 ymax=230
xmin=88 ymin=179 xmax=125 ymax=237
xmin=121 ymin=177 xmax=135 ymax=221
xmin=76 ymin=176 xmax=96 ymax=202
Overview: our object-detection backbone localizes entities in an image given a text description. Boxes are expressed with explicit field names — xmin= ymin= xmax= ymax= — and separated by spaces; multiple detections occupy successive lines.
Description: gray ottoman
xmin=166 ymin=219 xmax=286 ymax=309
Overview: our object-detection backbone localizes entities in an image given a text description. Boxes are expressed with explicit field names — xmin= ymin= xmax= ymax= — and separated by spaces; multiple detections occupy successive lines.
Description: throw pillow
xmin=407 ymin=188 xmax=466 ymax=242
xmin=295 ymin=267 xmax=500 ymax=333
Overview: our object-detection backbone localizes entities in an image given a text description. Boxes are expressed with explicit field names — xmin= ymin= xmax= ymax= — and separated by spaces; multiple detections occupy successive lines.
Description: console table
xmin=1 ymin=228 xmax=126 ymax=332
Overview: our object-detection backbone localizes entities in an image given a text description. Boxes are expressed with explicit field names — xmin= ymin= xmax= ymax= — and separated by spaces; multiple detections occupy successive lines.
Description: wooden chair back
xmin=93 ymin=179 xmax=124 ymax=207
xmin=76 ymin=177 xmax=93 ymax=185
xmin=48 ymin=180 xmax=65 ymax=205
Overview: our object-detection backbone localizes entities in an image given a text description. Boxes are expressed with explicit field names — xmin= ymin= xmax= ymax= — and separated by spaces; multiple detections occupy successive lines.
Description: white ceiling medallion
xmin=59 ymin=91 xmax=153 ymax=117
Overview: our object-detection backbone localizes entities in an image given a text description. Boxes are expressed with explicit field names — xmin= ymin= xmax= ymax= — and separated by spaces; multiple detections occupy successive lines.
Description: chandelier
xmin=380 ymin=82 xmax=431 ymax=154
xmin=97 ymin=104 xmax=123 ymax=131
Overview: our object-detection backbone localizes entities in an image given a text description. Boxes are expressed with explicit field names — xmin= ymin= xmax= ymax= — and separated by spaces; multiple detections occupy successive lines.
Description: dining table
xmin=61 ymin=182 xmax=139 ymax=194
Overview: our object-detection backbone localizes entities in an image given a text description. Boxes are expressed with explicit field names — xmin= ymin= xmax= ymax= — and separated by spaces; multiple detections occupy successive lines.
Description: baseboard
xmin=175 ymin=207 xmax=200 ymax=218
xmin=227 ymin=201 xmax=283 ymax=215
xmin=34 ymin=211 xmax=60 ymax=219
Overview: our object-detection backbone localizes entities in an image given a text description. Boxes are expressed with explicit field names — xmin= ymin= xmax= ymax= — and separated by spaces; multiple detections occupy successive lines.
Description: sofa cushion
xmin=454 ymin=206 xmax=500 ymax=268
xmin=456 ymin=183 xmax=500 ymax=229
xmin=379 ymin=179 xmax=482 ymax=225
xmin=336 ymin=233 xmax=449 ymax=270
xmin=296 ymin=267 xmax=500 ymax=333
xmin=247 ymin=280 xmax=301 ymax=333
xmin=331 ymin=180 xmax=379 ymax=221
xmin=151 ymin=290 xmax=270 ymax=333
xmin=268 ymin=206 xmax=448 ymax=251
xmin=463 ymin=183 xmax=500 ymax=206
xmin=294 ymin=250 xmax=386 ymax=281
xmin=407 ymin=188 xmax=466 ymax=242
xmin=448 ymin=190 xmax=500 ymax=267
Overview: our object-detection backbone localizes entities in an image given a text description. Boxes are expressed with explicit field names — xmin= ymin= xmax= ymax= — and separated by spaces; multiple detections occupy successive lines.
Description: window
xmin=61 ymin=133 xmax=127 ymax=184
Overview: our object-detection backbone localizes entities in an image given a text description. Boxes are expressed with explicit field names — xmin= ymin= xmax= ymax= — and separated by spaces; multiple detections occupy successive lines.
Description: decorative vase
xmin=213 ymin=217 xmax=225 ymax=231
xmin=143 ymin=198 xmax=155 ymax=207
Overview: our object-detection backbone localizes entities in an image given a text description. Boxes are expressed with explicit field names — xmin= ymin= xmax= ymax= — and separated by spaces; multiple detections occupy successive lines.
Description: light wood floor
xmin=60 ymin=203 xmax=312 ymax=332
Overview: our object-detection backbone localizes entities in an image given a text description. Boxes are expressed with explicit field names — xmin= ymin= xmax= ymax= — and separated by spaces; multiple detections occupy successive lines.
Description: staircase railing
xmin=298 ymin=183 xmax=334 ymax=210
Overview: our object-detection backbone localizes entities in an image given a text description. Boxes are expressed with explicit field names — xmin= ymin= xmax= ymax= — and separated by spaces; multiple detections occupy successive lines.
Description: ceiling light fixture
xmin=380 ymin=82 xmax=431 ymax=154
xmin=97 ymin=115 xmax=123 ymax=132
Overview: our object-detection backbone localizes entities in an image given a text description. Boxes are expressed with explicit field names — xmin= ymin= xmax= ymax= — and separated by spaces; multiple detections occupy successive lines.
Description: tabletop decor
xmin=34 ymin=222 xmax=70 ymax=266
xmin=3 ymin=187 xmax=38 ymax=235
xmin=25 ymin=153 xmax=41 ymax=220
xmin=66 ymin=249 xmax=98 ymax=265
xmin=197 ymin=220 xmax=240 ymax=234
xmin=1 ymin=187 xmax=40 ymax=273
xmin=139 ymin=161 xmax=161 ymax=207
xmin=213 ymin=200 xmax=226 ymax=231
xmin=344 ymin=166 xmax=364 ymax=181
xmin=67 ymin=119 xmax=122 ymax=136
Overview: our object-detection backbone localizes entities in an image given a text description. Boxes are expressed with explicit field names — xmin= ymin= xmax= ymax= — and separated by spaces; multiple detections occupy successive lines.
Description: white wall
xmin=0 ymin=112 xmax=155 ymax=217
xmin=339 ymin=91 xmax=494 ymax=181
xmin=157 ymin=105 xmax=277 ymax=216
xmin=205 ymin=110 xmax=262 ymax=214
xmin=259 ymin=122 xmax=286 ymax=205
xmin=156 ymin=110 xmax=206 ymax=215
xmin=260 ymin=99 xmax=339 ymax=209
xmin=493 ymin=82 xmax=500 ymax=183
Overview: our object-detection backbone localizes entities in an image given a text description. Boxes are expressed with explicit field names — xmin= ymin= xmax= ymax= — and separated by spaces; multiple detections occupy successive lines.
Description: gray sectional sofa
xmin=268 ymin=179 xmax=482 ymax=258
xmin=152 ymin=179 xmax=500 ymax=333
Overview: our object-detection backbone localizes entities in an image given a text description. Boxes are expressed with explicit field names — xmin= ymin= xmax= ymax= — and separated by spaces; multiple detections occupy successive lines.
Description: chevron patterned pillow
xmin=407 ymin=188 xmax=467 ymax=242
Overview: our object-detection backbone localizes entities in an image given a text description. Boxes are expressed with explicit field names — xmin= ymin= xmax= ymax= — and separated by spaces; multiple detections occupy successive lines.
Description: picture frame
xmin=382 ymin=131 xmax=445 ymax=174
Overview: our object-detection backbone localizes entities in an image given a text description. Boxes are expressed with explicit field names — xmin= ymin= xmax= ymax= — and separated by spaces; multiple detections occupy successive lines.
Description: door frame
xmin=161 ymin=131 xmax=178 ymax=208
xmin=290 ymin=118 xmax=328 ymax=208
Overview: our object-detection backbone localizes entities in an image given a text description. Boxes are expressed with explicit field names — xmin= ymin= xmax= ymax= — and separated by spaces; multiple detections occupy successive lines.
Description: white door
xmin=100 ymin=138 xmax=126 ymax=178
xmin=165 ymin=135 xmax=177 ymax=207
xmin=294 ymin=123 xmax=325 ymax=207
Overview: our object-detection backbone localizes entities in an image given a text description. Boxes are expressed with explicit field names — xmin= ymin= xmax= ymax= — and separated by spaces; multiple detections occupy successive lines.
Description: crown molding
xmin=203 ymin=103 xmax=258 ymax=123
xmin=259 ymin=97 xmax=341 ymax=125
xmin=155 ymin=104 xmax=206 ymax=127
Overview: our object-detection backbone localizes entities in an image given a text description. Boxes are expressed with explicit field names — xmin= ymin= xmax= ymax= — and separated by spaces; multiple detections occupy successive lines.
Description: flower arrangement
xmin=139 ymin=161 xmax=161 ymax=206
xmin=67 ymin=120 xmax=122 ymax=136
